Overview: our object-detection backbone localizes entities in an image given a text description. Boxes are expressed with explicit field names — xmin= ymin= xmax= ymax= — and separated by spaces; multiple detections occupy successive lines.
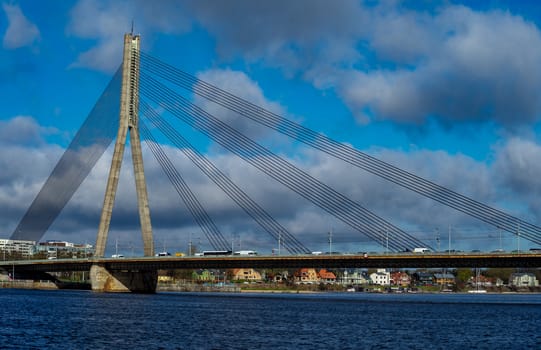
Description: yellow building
xmin=294 ymin=268 xmax=319 ymax=284
xmin=230 ymin=268 xmax=262 ymax=282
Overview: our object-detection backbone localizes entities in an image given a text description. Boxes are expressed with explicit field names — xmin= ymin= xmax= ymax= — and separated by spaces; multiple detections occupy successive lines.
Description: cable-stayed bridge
xmin=3 ymin=34 xmax=541 ymax=292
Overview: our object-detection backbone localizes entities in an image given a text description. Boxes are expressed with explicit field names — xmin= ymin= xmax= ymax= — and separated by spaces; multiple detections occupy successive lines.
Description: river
xmin=1 ymin=289 xmax=540 ymax=349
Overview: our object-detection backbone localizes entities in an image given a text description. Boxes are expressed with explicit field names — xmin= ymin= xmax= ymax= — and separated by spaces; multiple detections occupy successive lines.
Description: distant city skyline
xmin=2 ymin=1 xmax=541 ymax=254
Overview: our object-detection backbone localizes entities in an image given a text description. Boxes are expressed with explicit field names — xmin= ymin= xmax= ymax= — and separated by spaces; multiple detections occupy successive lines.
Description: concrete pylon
xmin=94 ymin=33 xmax=154 ymax=258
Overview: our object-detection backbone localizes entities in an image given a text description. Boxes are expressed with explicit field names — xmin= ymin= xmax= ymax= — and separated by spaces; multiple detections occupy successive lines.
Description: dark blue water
xmin=1 ymin=289 xmax=540 ymax=349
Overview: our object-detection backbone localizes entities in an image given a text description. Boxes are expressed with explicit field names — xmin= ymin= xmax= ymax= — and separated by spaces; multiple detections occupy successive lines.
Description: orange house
xmin=318 ymin=269 xmax=337 ymax=284
xmin=294 ymin=268 xmax=319 ymax=284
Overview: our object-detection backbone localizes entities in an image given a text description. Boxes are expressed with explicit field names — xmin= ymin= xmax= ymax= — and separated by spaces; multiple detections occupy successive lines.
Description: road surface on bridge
xmin=2 ymin=252 xmax=540 ymax=274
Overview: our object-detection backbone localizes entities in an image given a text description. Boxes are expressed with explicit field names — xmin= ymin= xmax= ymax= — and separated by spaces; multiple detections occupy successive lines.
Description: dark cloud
xmin=189 ymin=0 xmax=366 ymax=68
xmin=66 ymin=1 xmax=541 ymax=129
xmin=66 ymin=0 xmax=191 ymax=72
xmin=186 ymin=2 xmax=541 ymax=129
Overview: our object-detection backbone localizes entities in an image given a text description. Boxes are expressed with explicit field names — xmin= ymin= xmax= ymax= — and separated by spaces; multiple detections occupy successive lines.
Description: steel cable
xmin=140 ymin=74 xmax=430 ymax=251
xmin=139 ymin=52 xmax=541 ymax=245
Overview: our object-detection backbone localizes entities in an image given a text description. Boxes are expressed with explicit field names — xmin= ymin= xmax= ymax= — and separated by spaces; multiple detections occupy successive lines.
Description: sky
xmin=2 ymin=0 xmax=541 ymax=255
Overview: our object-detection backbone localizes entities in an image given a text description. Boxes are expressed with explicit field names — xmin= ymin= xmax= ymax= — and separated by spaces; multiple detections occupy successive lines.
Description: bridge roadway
xmin=2 ymin=252 xmax=540 ymax=273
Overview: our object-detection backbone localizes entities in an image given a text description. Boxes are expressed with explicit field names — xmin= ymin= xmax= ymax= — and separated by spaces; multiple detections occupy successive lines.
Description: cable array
xmin=140 ymin=52 xmax=541 ymax=246
xmin=140 ymin=73 xmax=430 ymax=252
xmin=11 ymin=67 xmax=123 ymax=242
xmin=140 ymin=101 xmax=310 ymax=254
xmin=139 ymin=121 xmax=230 ymax=251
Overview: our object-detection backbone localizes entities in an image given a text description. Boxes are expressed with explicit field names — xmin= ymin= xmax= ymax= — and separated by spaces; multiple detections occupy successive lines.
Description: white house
xmin=509 ymin=273 xmax=539 ymax=287
xmin=339 ymin=269 xmax=370 ymax=285
xmin=370 ymin=269 xmax=390 ymax=286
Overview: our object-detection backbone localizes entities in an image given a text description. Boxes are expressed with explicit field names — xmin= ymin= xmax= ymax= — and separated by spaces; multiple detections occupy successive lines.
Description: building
xmin=0 ymin=239 xmax=36 ymax=257
xmin=370 ymin=269 xmax=390 ymax=286
xmin=158 ymin=275 xmax=174 ymax=283
xmin=294 ymin=268 xmax=319 ymax=284
xmin=266 ymin=270 xmax=289 ymax=283
xmin=230 ymin=268 xmax=262 ymax=282
xmin=35 ymin=240 xmax=93 ymax=258
xmin=413 ymin=272 xmax=435 ymax=286
xmin=434 ymin=273 xmax=455 ymax=286
xmin=468 ymin=274 xmax=493 ymax=288
xmin=318 ymin=269 xmax=336 ymax=284
xmin=390 ymin=271 xmax=411 ymax=287
xmin=509 ymin=273 xmax=539 ymax=287
xmin=338 ymin=269 xmax=370 ymax=285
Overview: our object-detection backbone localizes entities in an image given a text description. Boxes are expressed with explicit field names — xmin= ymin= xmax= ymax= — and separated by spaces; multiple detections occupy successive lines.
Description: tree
xmin=455 ymin=268 xmax=473 ymax=285
xmin=484 ymin=268 xmax=514 ymax=284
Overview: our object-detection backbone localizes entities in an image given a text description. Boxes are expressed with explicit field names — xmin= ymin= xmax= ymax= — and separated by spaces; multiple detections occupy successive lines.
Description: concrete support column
xmin=95 ymin=33 xmax=154 ymax=259
xmin=90 ymin=264 xmax=157 ymax=293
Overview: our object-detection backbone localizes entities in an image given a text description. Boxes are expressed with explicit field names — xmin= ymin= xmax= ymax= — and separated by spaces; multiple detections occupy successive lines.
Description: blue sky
xmin=2 ymin=0 xmax=541 ymax=255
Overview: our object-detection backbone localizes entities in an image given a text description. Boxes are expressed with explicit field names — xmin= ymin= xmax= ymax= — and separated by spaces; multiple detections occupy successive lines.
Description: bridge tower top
xmin=94 ymin=33 xmax=154 ymax=257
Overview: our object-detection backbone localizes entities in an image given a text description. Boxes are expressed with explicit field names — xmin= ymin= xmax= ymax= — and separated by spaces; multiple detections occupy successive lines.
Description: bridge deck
xmin=1 ymin=253 xmax=540 ymax=273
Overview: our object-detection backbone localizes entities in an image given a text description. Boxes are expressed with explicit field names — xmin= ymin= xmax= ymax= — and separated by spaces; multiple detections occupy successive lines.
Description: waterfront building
xmin=294 ymin=268 xmax=319 ymax=284
xmin=35 ymin=240 xmax=94 ymax=258
xmin=338 ymin=269 xmax=370 ymax=286
xmin=468 ymin=274 xmax=493 ymax=288
xmin=370 ymin=269 xmax=390 ymax=286
xmin=412 ymin=272 xmax=435 ymax=286
xmin=434 ymin=273 xmax=455 ymax=286
xmin=509 ymin=273 xmax=539 ymax=287
xmin=230 ymin=268 xmax=262 ymax=282
xmin=318 ymin=269 xmax=336 ymax=284
xmin=158 ymin=275 xmax=174 ymax=283
xmin=266 ymin=270 xmax=289 ymax=283
xmin=390 ymin=271 xmax=411 ymax=287
xmin=0 ymin=238 xmax=36 ymax=257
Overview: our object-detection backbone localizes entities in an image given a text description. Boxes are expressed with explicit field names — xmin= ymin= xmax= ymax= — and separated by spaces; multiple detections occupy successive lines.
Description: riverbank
xmin=0 ymin=280 xmax=91 ymax=290
xmin=2 ymin=279 xmax=539 ymax=294
xmin=157 ymin=283 xmax=240 ymax=293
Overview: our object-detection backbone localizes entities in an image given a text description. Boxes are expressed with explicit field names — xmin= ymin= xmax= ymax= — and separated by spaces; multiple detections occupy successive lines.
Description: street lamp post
xmin=278 ymin=231 xmax=282 ymax=256
xmin=448 ymin=225 xmax=451 ymax=254
xmin=188 ymin=233 xmax=193 ymax=256
xmin=435 ymin=227 xmax=440 ymax=252
xmin=517 ymin=222 xmax=520 ymax=253
xmin=328 ymin=229 xmax=333 ymax=255
xmin=385 ymin=228 xmax=389 ymax=255
xmin=499 ymin=227 xmax=502 ymax=251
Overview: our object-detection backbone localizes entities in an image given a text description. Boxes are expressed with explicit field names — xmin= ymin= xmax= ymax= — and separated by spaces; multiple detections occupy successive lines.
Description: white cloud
xmin=2 ymin=3 xmax=40 ymax=49
xmin=0 ymin=115 xmax=59 ymax=146
xmin=494 ymin=138 xmax=541 ymax=200
xmin=194 ymin=68 xmax=287 ymax=140
xmin=2 ymin=115 xmax=540 ymax=253
xmin=66 ymin=0 xmax=191 ymax=72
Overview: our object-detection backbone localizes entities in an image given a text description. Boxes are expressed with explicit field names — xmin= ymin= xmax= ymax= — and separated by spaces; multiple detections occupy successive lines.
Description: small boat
xmin=468 ymin=289 xmax=487 ymax=294
xmin=469 ymin=268 xmax=487 ymax=293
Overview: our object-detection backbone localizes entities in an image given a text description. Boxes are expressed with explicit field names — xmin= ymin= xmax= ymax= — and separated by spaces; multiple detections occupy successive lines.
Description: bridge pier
xmin=89 ymin=265 xmax=157 ymax=293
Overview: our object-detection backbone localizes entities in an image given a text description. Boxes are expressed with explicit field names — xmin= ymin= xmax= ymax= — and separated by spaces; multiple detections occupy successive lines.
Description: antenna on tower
xmin=131 ymin=20 xmax=134 ymax=35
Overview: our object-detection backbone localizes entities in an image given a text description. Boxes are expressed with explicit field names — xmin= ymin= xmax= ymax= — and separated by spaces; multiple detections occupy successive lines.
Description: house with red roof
xmin=318 ymin=269 xmax=337 ymax=284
